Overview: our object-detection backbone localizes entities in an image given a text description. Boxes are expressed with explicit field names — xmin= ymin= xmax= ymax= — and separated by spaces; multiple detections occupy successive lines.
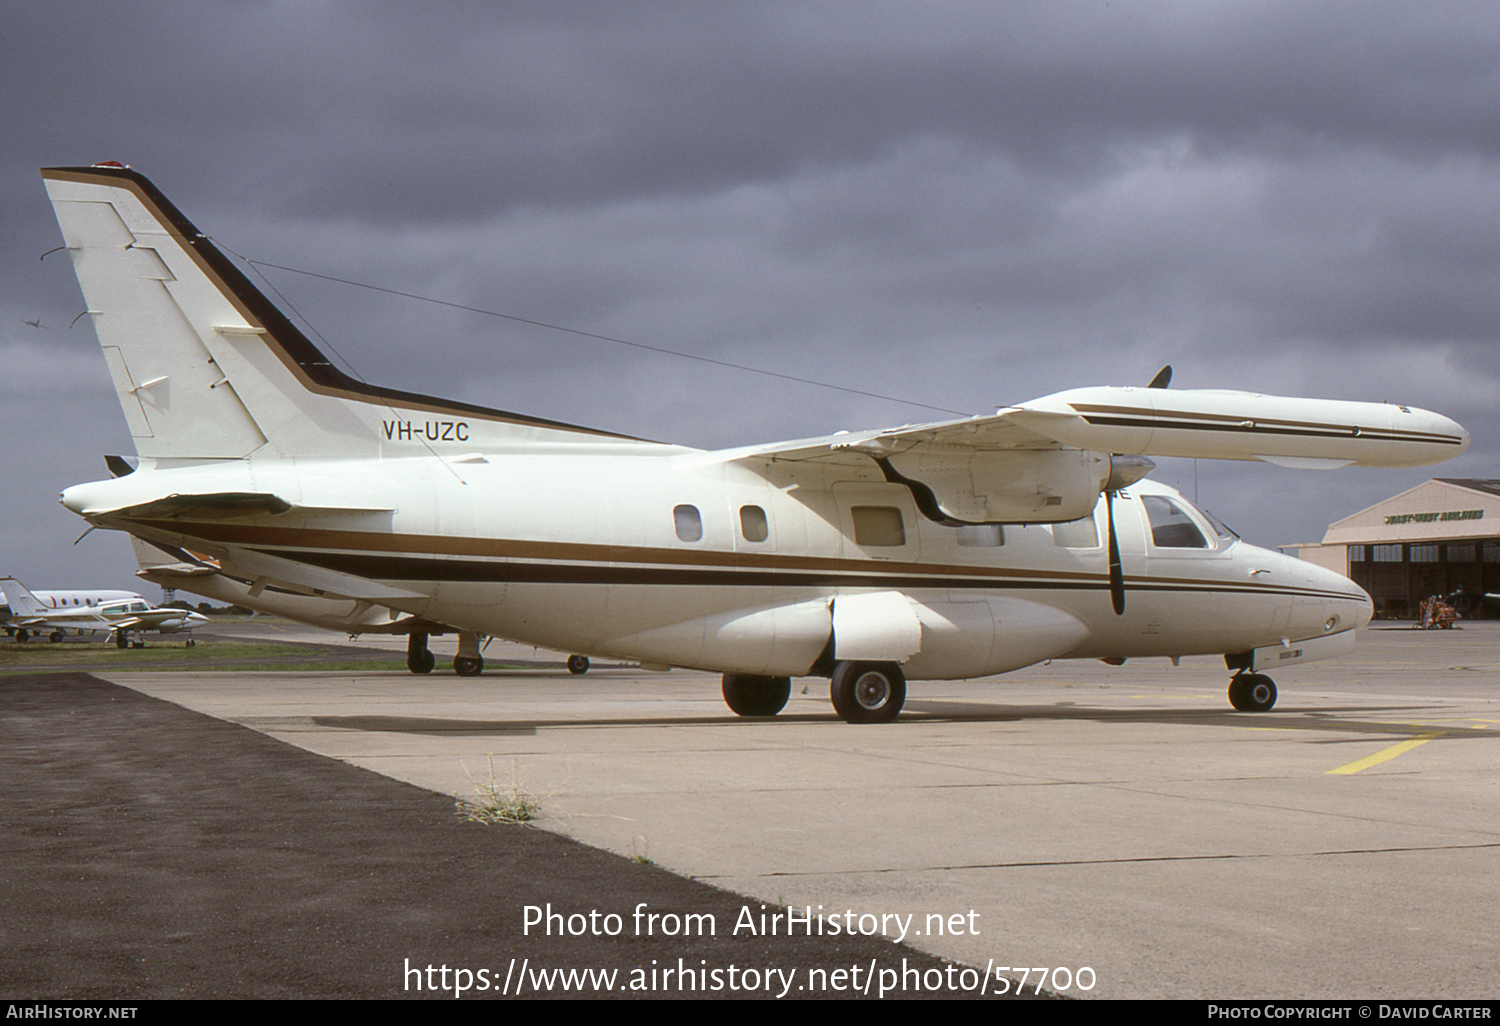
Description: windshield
xmin=1199 ymin=508 xmax=1240 ymax=542
xmin=1142 ymin=495 xmax=1212 ymax=549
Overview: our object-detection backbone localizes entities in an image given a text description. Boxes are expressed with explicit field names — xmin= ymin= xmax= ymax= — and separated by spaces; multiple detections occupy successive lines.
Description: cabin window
xmin=1050 ymin=516 xmax=1098 ymax=548
xmin=1142 ymin=496 xmax=1209 ymax=549
xmin=956 ymin=524 xmax=1004 ymax=547
xmin=739 ymin=505 xmax=769 ymax=543
xmin=673 ymin=504 xmax=703 ymax=542
xmin=851 ymin=506 xmax=906 ymax=547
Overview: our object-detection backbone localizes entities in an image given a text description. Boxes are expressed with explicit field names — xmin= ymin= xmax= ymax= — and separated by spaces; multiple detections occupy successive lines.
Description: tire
xmin=829 ymin=661 xmax=906 ymax=724
xmin=566 ymin=655 xmax=590 ymax=675
xmin=454 ymin=655 xmax=484 ymax=677
xmin=721 ymin=674 xmax=791 ymax=717
xmin=1228 ymin=673 xmax=1277 ymax=712
xmin=406 ymin=631 xmax=434 ymax=674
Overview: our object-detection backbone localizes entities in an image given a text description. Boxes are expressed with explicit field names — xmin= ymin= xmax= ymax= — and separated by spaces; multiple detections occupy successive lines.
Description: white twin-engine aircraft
xmin=0 ymin=576 xmax=208 ymax=647
xmin=42 ymin=163 xmax=1469 ymax=722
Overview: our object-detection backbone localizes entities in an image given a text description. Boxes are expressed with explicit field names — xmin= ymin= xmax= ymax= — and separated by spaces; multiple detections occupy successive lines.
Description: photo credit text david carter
xmin=402 ymin=902 xmax=1097 ymax=997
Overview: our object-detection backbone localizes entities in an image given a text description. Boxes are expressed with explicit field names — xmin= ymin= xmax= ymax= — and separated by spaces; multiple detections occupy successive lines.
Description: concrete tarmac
xmin=93 ymin=623 xmax=1500 ymax=1000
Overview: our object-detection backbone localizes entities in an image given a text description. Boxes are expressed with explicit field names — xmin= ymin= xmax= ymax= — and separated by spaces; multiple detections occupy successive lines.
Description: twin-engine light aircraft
xmin=41 ymin=164 xmax=1469 ymax=721
xmin=0 ymin=576 xmax=208 ymax=647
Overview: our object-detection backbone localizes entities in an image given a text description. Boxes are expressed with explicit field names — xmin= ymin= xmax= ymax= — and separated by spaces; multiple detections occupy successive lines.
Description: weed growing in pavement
xmin=456 ymin=755 xmax=541 ymax=825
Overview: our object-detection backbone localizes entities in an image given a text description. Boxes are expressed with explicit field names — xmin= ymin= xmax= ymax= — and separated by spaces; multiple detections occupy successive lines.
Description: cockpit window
xmin=1142 ymin=496 xmax=1210 ymax=549
xmin=1200 ymin=508 xmax=1240 ymax=542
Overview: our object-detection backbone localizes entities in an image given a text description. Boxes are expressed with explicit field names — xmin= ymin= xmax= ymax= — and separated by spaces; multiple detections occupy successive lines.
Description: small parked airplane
xmin=40 ymin=163 xmax=1468 ymax=720
xmin=0 ymin=576 xmax=208 ymax=646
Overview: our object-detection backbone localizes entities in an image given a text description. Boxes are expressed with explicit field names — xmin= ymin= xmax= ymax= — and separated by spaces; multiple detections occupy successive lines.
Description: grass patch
xmin=456 ymin=757 xmax=541 ymax=825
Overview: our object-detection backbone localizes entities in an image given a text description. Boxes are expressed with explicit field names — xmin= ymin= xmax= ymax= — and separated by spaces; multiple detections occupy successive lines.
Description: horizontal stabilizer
xmin=64 ymin=486 xmax=394 ymax=523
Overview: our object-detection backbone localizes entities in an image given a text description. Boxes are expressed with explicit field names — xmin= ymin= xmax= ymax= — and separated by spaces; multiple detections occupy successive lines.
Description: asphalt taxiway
xmin=22 ymin=623 xmax=1500 ymax=999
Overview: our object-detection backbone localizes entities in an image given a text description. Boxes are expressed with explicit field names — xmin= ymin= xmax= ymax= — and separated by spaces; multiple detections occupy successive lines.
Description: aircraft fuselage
xmin=64 ymin=450 xmax=1369 ymax=679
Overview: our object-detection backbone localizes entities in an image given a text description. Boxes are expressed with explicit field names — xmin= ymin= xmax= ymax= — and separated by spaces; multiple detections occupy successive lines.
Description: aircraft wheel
xmin=721 ymin=673 xmax=791 ymax=717
xmin=16 ymin=630 xmax=29 ymax=643
xmin=830 ymin=661 xmax=906 ymax=724
xmin=114 ymin=632 xmax=128 ymax=649
xmin=566 ymin=654 xmax=590 ymax=675
xmin=406 ymin=633 xmax=434 ymax=674
xmin=454 ymin=655 xmax=484 ymax=677
xmin=1228 ymin=673 xmax=1277 ymax=712
xmin=50 ymin=631 xmax=64 ymax=644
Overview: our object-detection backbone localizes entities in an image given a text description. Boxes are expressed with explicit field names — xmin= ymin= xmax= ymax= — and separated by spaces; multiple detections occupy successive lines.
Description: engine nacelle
xmin=884 ymin=447 xmax=1109 ymax=523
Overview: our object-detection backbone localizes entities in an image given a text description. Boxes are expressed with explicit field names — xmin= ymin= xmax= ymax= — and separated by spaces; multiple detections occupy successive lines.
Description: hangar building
xmin=1290 ymin=478 xmax=1500 ymax=619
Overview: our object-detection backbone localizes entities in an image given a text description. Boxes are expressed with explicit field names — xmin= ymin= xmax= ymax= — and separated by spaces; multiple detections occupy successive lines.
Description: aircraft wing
xmin=7 ymin=610 xmax=113 ymax=630
xmin=725 ymin=385 xmax=1468 ymax=524
xmin=718 ymin=407 xmax=1069 ymax=467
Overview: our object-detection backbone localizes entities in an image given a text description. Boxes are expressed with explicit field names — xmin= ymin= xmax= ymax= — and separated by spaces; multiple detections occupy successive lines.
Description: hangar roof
xmin=1318 ymin=478 xmax=1500 ymax=546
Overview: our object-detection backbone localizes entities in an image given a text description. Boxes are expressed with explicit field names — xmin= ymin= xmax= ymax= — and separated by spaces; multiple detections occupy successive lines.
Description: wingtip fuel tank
xmin=1011 ymin=386 xmax=1468 ymax=468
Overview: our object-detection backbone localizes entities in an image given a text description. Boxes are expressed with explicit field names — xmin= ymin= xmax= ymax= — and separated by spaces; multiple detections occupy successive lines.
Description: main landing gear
xmin=1228 ymin=672 xmax=1277 ymax=712
xmin=718 ymin=660 xmax=908 ymax=724
xmin=453 ymin=631 xmax=484 ymax=677
xmin=721 ymin=673 xmax=791 ymax=717
xmin=830 ymin=661 xmax=906 ymax=724
xmin=407 ymin=630 xmax=485 ymax=676
xmin=406 ymin=632 xmax=436 ymax=674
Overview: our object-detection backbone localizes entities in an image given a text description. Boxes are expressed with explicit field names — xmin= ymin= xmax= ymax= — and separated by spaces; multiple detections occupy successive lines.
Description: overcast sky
xmin=3 ymin=1 xmax=1497 ymax=594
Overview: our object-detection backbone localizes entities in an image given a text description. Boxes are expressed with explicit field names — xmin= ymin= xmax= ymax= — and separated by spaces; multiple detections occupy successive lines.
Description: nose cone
xmin=1299 ymin=555 xmax=1374 ymax=636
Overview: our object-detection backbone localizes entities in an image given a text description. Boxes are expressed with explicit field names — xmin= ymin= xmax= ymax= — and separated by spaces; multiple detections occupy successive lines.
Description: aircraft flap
xmin=833 ymin=591 xmax=922 ymax=662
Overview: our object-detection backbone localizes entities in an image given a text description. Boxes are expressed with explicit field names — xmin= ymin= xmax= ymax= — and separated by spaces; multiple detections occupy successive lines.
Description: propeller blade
xmin=1147 ymin=365 xmax=1172 ymax=389
xmin=1106 ymin=489 xmax=1126 ymax=615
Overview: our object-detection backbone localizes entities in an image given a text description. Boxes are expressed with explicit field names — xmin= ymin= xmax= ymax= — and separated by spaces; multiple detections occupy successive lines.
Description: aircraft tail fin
xmin=0 ymin=578 xmax=47 ymax=618
xmin=41 ymin=164 xmax=643 ymax=462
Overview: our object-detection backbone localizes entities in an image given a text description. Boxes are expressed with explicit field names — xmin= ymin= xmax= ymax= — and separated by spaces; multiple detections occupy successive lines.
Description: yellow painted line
xmin=1327 ymin=732 xmax=1445 ymax=775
